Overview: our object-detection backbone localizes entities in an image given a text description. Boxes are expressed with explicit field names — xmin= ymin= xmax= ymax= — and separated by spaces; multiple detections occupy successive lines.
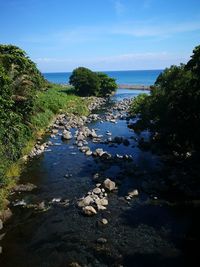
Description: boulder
xmin=78 ymin=196 xmax=93 ymax=207
xmin=95 ymin=198 xmax=108 ymax=206
xmin=85 ymin=150 xmax=93 ymax=156
xmin=93 ymin=187 xmax=101 ymax=194
xmin=82 ymin=206 xmax=97 ymax=216
xmin=62 ymin=131 xmax=72 ymax=140
xmin=128 ymin=189 xmax=139 ymax=197
xmin=101 ymin=218 xmax=108 ymax=225
xmin=103 ymin=178 xmax=116 ymax=191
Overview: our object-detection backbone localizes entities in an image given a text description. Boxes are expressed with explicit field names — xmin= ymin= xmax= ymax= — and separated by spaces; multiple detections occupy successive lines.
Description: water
xmin=0 ymin=89 xmax=198 ymax=267
xmin=43 ymin=70 xmax=162 ymax=86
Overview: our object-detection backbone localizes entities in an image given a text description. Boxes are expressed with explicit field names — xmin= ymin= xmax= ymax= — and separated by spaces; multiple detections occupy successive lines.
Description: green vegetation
xmin=0 ymin=46 xmax=92 ymax=210
xmin=69 ymin=67 xmax=117 ymax=96
xmin=130 ymin=44 xmax=200 ymax=155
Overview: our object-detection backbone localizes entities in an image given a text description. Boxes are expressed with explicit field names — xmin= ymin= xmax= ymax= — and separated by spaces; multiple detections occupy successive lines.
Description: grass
xmin=0 ymin=85 xmax=92 ymax=211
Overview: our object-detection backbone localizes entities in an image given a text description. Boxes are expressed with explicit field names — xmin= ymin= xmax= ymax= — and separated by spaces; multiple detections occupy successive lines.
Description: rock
xmin=13 ymin=199 xmax=26 ymax=206
xmin=93 ymin=187 xmax=101 ymax=194
xmin=97 ymin=205 xmax=107 ymax=211
xmin=0 ymin=208 xmax=12 ymax=222
xmin=0 ymin=246 xmax=2 ymax=254
xmin=0 ymin=219 xmax=3 ymax=230
xmin=101 ymin=218 xmax=108 ymax=225
xmin=95 ymin=198 xmax=108 ymax=206
xmin=38 ymin=201 xmax=46 ymax=210
xmin=128 ymin=189 xmax=139 ymax=197
xmin=94 ymin=148 xmax=104 ymax=157
xmin=78 ymin=196 xmax=93 ymax=207
xmin=85 ymin=150 xmax=93 ymax=156
xmin=51 ymin=129 xmax=58 ymax=134
xmin=82 ymin=206 xmax=97 ymax=216
xmin=97 ymin=238 xmax=107 ymax=244
xmin=52 ymin=198 xmax=61 ymax=203
xmin=13 ymin=183 xmax=37 ymax=192
xmin=103 ymin=178 xmax=116 ymax=191
xmin=62 ymin=131 xmax=72 ymax=140
xmin=96 ymin=183 xmax=101 ymax=187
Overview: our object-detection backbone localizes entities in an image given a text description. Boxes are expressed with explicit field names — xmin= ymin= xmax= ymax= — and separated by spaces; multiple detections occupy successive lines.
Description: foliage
xmin=69 ymin=67 xmax=117 ymax=96
xmin=69 ymin=67 xmax=100 ymax=96
xmin=96 ymin=72 xmax=117 ymax=96
xmin=130 ymin=44 xmax=200 ymax=153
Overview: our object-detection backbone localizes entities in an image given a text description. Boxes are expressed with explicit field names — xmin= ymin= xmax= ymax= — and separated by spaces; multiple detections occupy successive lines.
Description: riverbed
xmin=0 ymin=89 xmax=199 ymax=267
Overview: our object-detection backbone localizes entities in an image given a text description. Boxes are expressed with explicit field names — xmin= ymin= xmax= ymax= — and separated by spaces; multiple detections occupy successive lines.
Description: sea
xmin=43 ymin=69 xmax=163 ymax=86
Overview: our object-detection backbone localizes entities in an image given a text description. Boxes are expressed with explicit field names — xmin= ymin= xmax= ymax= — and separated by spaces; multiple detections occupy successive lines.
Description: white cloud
xmin=35 ymin=51 xmax=190 ymax=72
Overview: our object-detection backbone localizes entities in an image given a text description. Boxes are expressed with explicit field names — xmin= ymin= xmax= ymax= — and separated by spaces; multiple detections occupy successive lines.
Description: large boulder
xmin=82 ymin=206 xmax=97 ymax=216
xmin=77 ymin=196 xmax=93 ymax=207
xmin=103 ymin=178 xmax=116 ymax=191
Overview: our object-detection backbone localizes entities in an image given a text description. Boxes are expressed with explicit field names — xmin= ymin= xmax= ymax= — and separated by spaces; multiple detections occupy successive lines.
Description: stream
xmin=0 ymin=89 xmax=199 ymax=267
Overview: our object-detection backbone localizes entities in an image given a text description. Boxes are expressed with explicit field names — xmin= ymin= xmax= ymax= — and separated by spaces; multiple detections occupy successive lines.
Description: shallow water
xmin=0 ymin=89 xmax=199 ymax=267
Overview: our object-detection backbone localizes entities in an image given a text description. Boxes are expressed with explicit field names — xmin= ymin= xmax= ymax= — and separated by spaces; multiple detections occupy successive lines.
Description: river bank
xmin=0 ymin=85 xmax=105 ymax=215
xmin=0 ymin=89 xmax=199 ymax=267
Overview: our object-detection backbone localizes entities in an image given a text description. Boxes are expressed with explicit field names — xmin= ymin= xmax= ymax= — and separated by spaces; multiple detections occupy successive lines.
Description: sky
xmin=0 ymin=0 xmax=200 ymax=72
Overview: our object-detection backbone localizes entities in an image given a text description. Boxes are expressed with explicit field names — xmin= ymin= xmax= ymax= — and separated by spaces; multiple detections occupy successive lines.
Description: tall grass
xmin=0 ymin=85 xmax=90 ymax=210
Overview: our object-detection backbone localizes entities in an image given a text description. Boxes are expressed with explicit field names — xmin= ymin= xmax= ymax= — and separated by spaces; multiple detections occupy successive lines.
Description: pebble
xmin=97 ymin=238 xmax=107 ymax=244
xmin=101 ymin=218 xmax=108 ymax=225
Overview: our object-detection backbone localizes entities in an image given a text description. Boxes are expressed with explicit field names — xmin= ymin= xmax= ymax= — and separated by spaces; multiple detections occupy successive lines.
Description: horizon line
xmin=42 ymin=68 xmax=164 ymax=74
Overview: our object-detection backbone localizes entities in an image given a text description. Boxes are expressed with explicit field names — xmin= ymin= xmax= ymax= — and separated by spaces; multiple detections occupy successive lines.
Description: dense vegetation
xmin=0 ymin=45 xmax=92 ymax=209
xmin=69 ymin=67 xmax=117 ymax=96
xmin=130 ymin=44 xmax=200 ymax=155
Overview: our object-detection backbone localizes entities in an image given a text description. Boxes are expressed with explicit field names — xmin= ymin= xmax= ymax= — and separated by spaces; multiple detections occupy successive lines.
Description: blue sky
xmin=1 ymin=0 xmax=200 ymax=72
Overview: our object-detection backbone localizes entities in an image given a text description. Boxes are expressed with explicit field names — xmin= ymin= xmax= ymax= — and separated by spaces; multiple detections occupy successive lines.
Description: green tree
xmin=97 ymin=72 xmax=117 ymax=96
xmin=130 ymin=44 xmax=200 ymax=153
xmin=69 ymin=67 xmax=100 ymax=96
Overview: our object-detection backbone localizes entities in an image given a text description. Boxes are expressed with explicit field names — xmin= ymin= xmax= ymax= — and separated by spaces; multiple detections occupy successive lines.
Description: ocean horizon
xmin=43 ymin=69 xmax=163 ymax=86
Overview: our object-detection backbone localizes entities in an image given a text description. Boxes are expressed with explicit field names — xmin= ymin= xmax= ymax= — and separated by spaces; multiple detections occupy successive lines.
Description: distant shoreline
xmin=117 ymin=84 xmax=151 ymax=90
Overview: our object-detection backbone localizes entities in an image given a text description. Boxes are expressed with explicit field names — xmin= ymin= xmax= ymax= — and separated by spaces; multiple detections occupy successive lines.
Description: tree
xmin=69 ymin=67 xmax=117 ymax=97
xmin=130 ymin=44 xmax=200 ymax=154
xmin=97 ymin=72 xmax=117 ymax=96
xmin=69 ymin=67 xmax=100 ymax=96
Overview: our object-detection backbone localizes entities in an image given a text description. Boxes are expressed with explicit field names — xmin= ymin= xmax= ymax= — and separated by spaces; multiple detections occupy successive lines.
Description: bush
xmin=69 ymin=67 xmax=100 ymax=96
xmin=129 ymin=44 xmax=200 ymax=153
xmin=69 ymin=67 xmax=117 ymax=97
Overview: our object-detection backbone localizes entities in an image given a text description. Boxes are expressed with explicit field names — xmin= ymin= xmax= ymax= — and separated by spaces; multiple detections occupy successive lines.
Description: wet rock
xmin=78 ymin=196 xmax=93 ymax=207
xmin=13 ymin=183 xmax=37 ymax=192
xmin=82 ymin=206 xmax=97 ymax=216
xmin=0 ymin=246 xmax=2 ymax=254
xmin=51 ymin=129 xmax=58 ymax=134
xmin=38 ymin=201 xmax=46 ymax=210
xmin=97 ymin=237 xmax=107 ymax=244
xmin=97 ymin=205 xmax=107 ymax=211
xmin=51 ymin=198 xmax=61 ymax=203
xmin=79 ymin=146 xmax=90 ymax=153
xmin=95 ymin=198 xmax=108 ymax=206
xmin=0 ymin=208 xmax=12 ymax=222
xmin=85 ymin=150 xmax=93 ymax=156
xmin=128 ymin=189 xmax=139 ymax=197
xmin=0 ymin=219 xmax=3 ymax=230
xmin=101 ymin=218 xmax=108 ymax=225
xmin=62 ymin=131 xmax=72 ymax=140
xmin=103 ymin=178 xmax=116 ymax=191
xmin=13 ymin=199 xmax=27 ymax=206
xmin=93 ymin=187 xmax=102 ymax=194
